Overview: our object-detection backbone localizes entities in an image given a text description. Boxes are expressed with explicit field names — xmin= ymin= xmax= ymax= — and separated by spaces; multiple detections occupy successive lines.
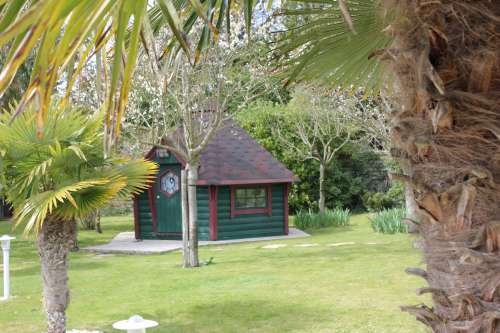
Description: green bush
xmin=294 ymin=208 xmax=350 ymax=230
xmin=362 ymin=182 xmax=405 ymax=212
xmin=237 ymin=101 xmax=390 ymax=214
xmin=370 ymin=208 xmax=408 ymax=234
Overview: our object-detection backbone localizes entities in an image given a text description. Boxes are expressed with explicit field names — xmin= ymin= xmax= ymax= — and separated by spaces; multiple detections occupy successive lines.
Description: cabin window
xmin=235 ymin=188 xmax=267 ymax=209
xmin=231 ymin=185 xmax=272 ymax=217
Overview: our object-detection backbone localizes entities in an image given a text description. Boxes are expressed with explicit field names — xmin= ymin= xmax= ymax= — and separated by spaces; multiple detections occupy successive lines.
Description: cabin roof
xmin=197 ymin=122 xmax=297 ymax=185
xmin=150 ymin=121 xmax=298 ymax=185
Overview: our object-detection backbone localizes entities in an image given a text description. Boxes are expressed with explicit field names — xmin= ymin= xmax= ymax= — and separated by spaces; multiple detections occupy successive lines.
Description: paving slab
xmin=82 ymin=228 xmax=310 ymax=255
xmin=294 ymin=243 xmax=320 ymax=247
xmin=261 ymin=244 xmax=288 ymax=249
xmin=328 ymin=242 xmax=356 ymax=247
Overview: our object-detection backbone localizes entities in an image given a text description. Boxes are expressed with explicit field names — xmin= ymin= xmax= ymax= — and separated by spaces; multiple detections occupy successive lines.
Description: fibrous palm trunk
xmin=386 ymin=1 xmax=500 ymax=331
xmin=38 ymin=217 xmax=77 ymax=333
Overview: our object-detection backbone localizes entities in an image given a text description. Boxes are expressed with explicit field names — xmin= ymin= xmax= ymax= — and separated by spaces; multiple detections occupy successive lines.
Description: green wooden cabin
xmin=133 ymin=122 xmax=297 ymax=241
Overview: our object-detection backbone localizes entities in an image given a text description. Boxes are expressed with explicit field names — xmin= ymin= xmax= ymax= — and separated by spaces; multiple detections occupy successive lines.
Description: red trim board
xmin=197 ymin=178 xmax=297 ymax=186
xmin=145 ymin=146 xmax=187 ymax=167
xmin=133 ymin=196 xmax=140 ymax=239
xmin=209 ymin=186 xmax=218 ymax=241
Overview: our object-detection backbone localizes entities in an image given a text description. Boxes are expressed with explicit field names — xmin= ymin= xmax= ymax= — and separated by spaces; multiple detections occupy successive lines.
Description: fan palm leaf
xmin=0 ymin=0 xmax=264 ymax=146
xmin=274 ymin=0 xmax=392 ymax=91
xmin=0 ymin=105 xmax=158 ymax=234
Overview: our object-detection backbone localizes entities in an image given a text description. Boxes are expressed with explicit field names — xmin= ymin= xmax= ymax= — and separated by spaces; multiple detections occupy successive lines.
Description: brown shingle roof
xmin=197 ymin=121 xmax=297 ymax=185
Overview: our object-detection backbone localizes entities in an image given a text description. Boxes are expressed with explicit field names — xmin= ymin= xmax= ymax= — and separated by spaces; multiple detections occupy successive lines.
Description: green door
xmin=155 ymin=165 xmax=182 ymax=235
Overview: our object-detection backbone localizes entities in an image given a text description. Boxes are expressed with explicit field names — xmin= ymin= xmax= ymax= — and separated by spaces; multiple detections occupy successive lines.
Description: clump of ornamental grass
xmin=370 ymin=208 xmax=407 ymax=234
xmin=294 ymin=208 xmax=350 ymax=230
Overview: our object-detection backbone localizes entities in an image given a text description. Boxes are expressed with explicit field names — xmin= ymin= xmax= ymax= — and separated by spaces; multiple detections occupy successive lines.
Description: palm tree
xmin=1 ymin=0 xmax=500 ymax=331
xmin=0 ymin=107 xmax=157 ymax=333
xmin=275 ymin=0 xmax=500 ymax=331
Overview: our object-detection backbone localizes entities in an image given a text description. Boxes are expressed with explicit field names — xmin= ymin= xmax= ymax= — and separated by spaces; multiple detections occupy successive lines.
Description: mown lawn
xmin=0 ymin=214 xmax=429 ymax=333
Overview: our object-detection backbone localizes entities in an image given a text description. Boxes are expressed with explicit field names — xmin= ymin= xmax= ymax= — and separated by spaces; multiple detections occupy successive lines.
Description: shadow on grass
xmin=123 ymin=299 xmax=332 ymax=333
xmin=302 ymin=225 xmax=354 ymax=236
xmin=11 ymin=260 xmax=108 ymax=277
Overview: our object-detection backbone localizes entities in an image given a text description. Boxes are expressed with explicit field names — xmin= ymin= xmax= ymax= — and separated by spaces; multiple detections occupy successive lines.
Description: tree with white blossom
xmin=127 ymin=42 xmax=279 ymax=267
xmin=275 ymin=85 xmax=360 ymax=214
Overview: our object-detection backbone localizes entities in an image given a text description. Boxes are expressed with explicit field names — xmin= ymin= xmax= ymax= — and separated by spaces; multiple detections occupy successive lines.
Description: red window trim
xmin=230 ymin=184 xmax=272 ymax=218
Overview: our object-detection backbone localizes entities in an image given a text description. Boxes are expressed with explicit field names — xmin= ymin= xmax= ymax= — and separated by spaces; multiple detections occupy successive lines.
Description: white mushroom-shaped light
xmin=112 ymin=315 xmax=158 ymax=333
xmin=0 ymin=235 xmax=15 ymax=250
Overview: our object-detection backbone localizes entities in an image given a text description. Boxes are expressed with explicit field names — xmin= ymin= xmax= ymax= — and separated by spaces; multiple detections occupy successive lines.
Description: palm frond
xmin=14 ymin=179 xmax=111 ymax=234
xmin=0 ymin=105 xmax=158 ymax=234
xmin=0 ymin=0 xmax=267 ymax=146
xmin=275 ymin=0 xmax=392 ymax=91
xmin=100 ymin=158 xmax=159 ymax=199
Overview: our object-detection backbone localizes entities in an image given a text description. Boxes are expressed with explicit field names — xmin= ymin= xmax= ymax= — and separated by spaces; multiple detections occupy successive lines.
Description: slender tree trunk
xmin=403 ymin=184 xmax=418 ymax=219
xmin=37 ymin=217 xmax=77 ymax=333
xmin=95 ymin=210 xmax=102 ymax=234
xmin=400 ymin=162 xmax=418 ymax=222
xmin=187 ymin=163 xmax=199 ymax=267
xmin=181 ymin=168 xmax=190 ymax=268
xmin=95 ymin=49 xmax=103 ymax=105
xmin=319 ymin=162 xmax=326 ymax=214
xmin=78 ymin=210 xmax=101 ymax=233
xmin=387 ymin=1 xmax=500 ymax=331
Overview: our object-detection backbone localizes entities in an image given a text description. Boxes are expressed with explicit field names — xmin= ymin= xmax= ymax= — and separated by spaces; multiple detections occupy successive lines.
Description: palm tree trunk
xmin=187 ymin=163 xmax=199 ymax=267
xmin=37 ymin=217 xmax=77 ymax=333
xmin=181 ymin=168 xmax=190 ymax=268
xmin=95 ymin=210 xmax=102 ymax=234
xmin=319 ymin=162 xmax=326 ymax=214
xmin=387 ymin=1 xmax=500 ymax=331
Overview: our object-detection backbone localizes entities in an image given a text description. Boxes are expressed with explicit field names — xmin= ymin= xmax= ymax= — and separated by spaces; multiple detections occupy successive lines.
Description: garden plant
xmin=370 ymin=208 xmax=408 ymax=234
xmin=0 ymin=108 xmax=157 ymax=332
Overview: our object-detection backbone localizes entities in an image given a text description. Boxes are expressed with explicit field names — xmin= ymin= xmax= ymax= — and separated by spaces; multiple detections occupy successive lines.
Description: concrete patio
xmin=82 ymin=228 xmax=310 ymax=254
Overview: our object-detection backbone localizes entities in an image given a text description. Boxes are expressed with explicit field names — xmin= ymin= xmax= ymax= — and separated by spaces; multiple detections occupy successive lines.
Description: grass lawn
xmin=0 ymin=214 xmax=429 ymax=333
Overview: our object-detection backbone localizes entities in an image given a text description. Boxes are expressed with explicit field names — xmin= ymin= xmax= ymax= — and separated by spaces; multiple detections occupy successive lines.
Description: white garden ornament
xmin=1 ymin=235 xmax=15 ymax=301
xmin=113 ymin=315 xmax=158 ymax=333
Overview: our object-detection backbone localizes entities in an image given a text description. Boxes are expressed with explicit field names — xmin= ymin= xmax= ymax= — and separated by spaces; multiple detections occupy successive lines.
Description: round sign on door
xmin=160 ymin=170 xmax=179 ymax=197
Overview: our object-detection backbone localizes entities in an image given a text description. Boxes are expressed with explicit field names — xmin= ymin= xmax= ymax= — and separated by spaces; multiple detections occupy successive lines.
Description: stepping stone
xmin=261 ymin=244 xmax=287 ymax=249
xmin=295 ymin=243 xmax=319 ymax=247
xmin=328 ymin=242 xmax=356 ymax=247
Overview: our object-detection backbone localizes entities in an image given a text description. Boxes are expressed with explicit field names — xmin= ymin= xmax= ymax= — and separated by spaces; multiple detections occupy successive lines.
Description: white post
xmin=1 ymin=235 xmax=15 ymax=301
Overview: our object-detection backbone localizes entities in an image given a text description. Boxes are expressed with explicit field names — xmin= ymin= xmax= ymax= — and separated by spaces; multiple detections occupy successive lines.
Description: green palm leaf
xmin=0 ymin=105 xmax=158 ymax=234
xmin=15 ymin=179 xmax=112 ymax=234
xmin=0 ymin=0 xmax=266 ymax=145
xmin=275 ymin=0 xmax=392 ymax=91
